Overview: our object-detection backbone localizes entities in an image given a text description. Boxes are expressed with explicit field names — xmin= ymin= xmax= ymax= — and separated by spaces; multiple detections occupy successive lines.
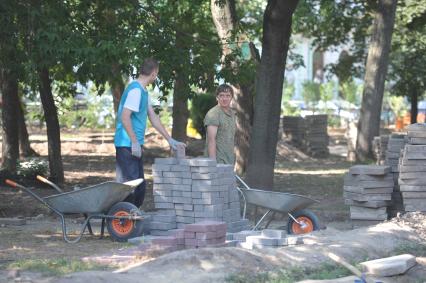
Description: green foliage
xmin=16 ymin=158 xmax=48 ymax=179
xmin=57 ymin=87 xmax=114 ymax=129
xmin=319 ymin=81 xmax=334 ymax=103
xmin=386 ymin=95 xmax=408 ymax=117
xmin=388 ymin=0 xmax=426 ymax=102
xmin=339 ymin=80 xmax=361 ymax=106
xmin=189 ymin=93 xmax=217 ymax=138
xmin=8 ymin=258 xmax=109 ymax=276
xmin=293 ymin=1 xmax=374 ymax=80
xmin=302 ymin=81 xmax=321 ymax=110
xmin=392 ymin=242 xmax=426 ymax=257
xmin=282 ymin=82 xmax=300 ymax=116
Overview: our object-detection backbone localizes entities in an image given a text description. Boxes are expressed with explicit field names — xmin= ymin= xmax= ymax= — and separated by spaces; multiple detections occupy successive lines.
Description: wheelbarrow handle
xmin=5 ymin=179 xmax=19 ymax=188
xmin=36 ymin=175 xmax=63 ymax=193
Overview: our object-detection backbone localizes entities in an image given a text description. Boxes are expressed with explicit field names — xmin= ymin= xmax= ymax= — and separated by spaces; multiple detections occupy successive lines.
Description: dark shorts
xmin=115 ymin=146 xmax=146 ymax=208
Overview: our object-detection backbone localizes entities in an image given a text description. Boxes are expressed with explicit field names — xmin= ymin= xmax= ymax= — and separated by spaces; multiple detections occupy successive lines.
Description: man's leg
xmin=116 ymin=147 xmax=142 ymax=206
xmin=133 ymin=154 xmax=146 ymax=208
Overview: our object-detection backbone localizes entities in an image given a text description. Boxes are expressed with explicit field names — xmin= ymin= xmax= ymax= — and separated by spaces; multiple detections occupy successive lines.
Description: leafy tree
xmin=388 ymin=0 xmax=426 ymax=123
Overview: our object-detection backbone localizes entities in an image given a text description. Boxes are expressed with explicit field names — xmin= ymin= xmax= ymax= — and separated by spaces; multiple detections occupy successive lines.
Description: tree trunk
xmin=17 ymin=100 xmax=38 ymax=157
xmin=211 ymin=0 xmax=236 ymax=57
xmin=0 ymin=70 xmax=20 ymax=172
xmin=356 ymin=0 xmax=398 ymax=161
xmin=211 ymin=0 xmax=254 ymax=174
xmin=234 ymin=85 xmax=253 ymax=175
xmin=410 ymin=88 xmax=418 ymax=124
xmin=245 ymin=0 xmax=299 ymax=189
xmin=38 ymin=67 xmax=64 ymax=185
xmin=171 ymin=32 xmax=189 ymax=142
xmin=110 ymin=64 xmax=124 ymax=113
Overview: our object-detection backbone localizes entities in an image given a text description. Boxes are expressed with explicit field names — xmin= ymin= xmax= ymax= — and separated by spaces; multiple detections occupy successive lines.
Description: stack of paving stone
xmin=302 ymin=115 xmax=329 ymax=158
xmin=282 ymin=116 xmax=305 ymax=145
xmin=152 ymin=157 xmax=249 ymax=234
xmin=228 ymin=229 xmax=305 ymax=250
xmin=184 ymin=221 xmax=227 ymax=248
xmin=385 ymin=133 xmax=407 ymax=217
xmin=398 ymin=123 xmax=426 ymax=212
xmin=343 ymin=165 xmax=393 ymax=227
xmin=373 ymin=135 xmax=389 ymax=165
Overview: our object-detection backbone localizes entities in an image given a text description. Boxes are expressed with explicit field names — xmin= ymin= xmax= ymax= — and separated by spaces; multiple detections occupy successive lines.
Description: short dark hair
xmin=139 ymin=58 xmax=159 ymax=76
xmin=215 ymin=84 xmax=233 ymax=96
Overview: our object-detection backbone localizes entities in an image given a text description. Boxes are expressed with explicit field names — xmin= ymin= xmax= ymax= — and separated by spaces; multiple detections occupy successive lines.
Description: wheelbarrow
xmin=5 ymin=176 xmax=145 ymax=243
xmin=235 ymin=175 xmax=320 ymax=234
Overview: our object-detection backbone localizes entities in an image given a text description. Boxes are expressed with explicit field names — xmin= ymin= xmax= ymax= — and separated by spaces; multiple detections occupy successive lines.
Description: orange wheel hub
xmin=292 ymin=216 xmax=314 ymax=234
xmin=111 ymin=211 xmax=133 ymax=236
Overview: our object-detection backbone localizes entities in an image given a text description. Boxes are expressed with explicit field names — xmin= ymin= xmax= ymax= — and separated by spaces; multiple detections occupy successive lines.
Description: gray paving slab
xmin=344 ymin=186 xmax=393 ymax=194
xmin=154 ymin=158 xmax=178 ymax=165
xmin=399 ymin=184 xmax=426 ymax=192
xmin=344 ymin=192 xmax=392 ymax=201
xmin=401 ymin=192 xmax=426 ymax=198
xmin=398 ymin=178 xmax=426 ymax=185
xmin=407 ymin=137 xmax=426 ymax=144
xmin=344 ymin=199 xmax=390 ymax=208
xmin=349 ymin=165 xmax=390 ymax=175
xmin=399 ymin=172 xmax=426 ymax=179
xmin=360 ymin=254 xmax=417 ymax=276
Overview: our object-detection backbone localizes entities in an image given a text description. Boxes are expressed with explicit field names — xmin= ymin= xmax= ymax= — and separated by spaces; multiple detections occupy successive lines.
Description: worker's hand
xmin=131 ymin=141 xmax=142 ymax=158
xmin=167 ymin=138 xmax=186 ymax=150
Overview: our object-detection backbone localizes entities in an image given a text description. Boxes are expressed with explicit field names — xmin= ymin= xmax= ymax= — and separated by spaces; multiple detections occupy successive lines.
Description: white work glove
xmin=131 ymin=141 xmax=142 ymax=158
xmin=167 ymin=138 xmax=186 ymax=151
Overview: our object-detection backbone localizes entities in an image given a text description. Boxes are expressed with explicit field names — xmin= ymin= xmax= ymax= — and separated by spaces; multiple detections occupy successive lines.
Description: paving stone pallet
xmin=151 ymin=157 xmax=250 ymax=234
xmin=398 ymin=123 xmax=426 ymax=212
xmin=282 ymin=115 xmax=329 ymax=158
xmin=344 ymin=165 xmax=393 ymax=227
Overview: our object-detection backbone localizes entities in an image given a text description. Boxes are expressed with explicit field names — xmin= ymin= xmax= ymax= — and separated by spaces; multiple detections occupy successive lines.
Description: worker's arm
xmin=207 ymin=125 xmax=218 ymax=160
xmin=122 ymin=108 xmax=142 ymax=157
xmin=147 ymin=105 xmax=186 ymax=149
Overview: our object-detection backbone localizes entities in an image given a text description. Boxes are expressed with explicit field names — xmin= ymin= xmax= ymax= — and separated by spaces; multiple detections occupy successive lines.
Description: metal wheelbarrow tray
xmin=5 ymin=177 xmax=144 ymax=243
xmin=236 ymin=175 xmax=320 ymax=234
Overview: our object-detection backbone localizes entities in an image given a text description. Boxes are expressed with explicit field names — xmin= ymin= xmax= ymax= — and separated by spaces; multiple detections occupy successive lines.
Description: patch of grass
xmin=226 ymin=263 xmax=351 ymax=283
xmin=392 ymin=242 xmax=426 ymax=257
xmin=8 ymin=258 xmax=110 ymax=276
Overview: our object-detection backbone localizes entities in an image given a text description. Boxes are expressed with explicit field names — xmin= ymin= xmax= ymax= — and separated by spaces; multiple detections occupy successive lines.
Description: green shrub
xmin=16 ymin=158 xmax=48 ymax=178
xmin=189 ymin=93 xmax=217 ymax=138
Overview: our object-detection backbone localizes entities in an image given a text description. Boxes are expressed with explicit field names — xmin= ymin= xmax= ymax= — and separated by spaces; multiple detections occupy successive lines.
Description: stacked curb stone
xmin=282 ymin=115 xmax=329 ymax=157
xmin=373 ymin=135 xmax=389 ymax=165
xmin=398 ymin=123 xmax=426 ymax=212
xmin=344 ymin=165 xmax=393 ymax=228
xmin=385 ymin=133 xmax=407 ymax=217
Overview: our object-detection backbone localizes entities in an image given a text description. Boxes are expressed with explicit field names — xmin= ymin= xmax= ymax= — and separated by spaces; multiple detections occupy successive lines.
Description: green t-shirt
xmin=204 ymin=105 xmax=236 ymax=165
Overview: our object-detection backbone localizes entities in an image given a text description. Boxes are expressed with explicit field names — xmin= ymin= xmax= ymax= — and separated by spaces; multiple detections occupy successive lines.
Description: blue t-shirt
xmin=114 ymin=81 xmax=149 ymax=146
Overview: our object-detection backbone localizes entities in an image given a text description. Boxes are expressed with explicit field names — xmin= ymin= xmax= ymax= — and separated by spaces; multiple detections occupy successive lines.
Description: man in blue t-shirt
xmin=114 ymin=58 xmax=185 ymax=208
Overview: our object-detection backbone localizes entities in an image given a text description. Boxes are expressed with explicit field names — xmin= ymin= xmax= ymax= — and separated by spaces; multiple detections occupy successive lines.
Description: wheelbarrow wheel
xmin=106 ymin=202 xmax=143 ymax=242
xmin=287 ymin=209 xmax=320 ymax=235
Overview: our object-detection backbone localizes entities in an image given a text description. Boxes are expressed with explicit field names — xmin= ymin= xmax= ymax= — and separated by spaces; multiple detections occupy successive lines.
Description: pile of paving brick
xmin=398 ymin=123 xmax=426 ymax=212
xmin=129 ymin=221 xmax=227 ymax=250
xmin=385 ymin=133 xmax=407 ymax=217
xmin=373 ymin=135 xmax=389 ymax=165
xmin=282 ymin=115 xmax=329 ymax=157
xmin=343 ymin=165 xmax=393 ymax=228
xmin=226 ymin=229 xmax=305 ymax=250
xmin=150 ymin=157 xmax=249 ymax=235
xmin=303 ymin=115 xmax=329 ymax=157
xmin=282 ymin=116 xmax=305 ymax=145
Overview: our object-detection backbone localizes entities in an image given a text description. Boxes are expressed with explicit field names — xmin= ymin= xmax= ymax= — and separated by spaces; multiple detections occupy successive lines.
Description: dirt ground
xmin=0 ymin=129 xmax=425 ymax=282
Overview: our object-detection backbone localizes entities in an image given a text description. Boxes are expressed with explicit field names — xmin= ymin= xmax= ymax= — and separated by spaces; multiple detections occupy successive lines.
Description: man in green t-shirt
xmin=204 ymin=84 xmax=236 ymax=165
